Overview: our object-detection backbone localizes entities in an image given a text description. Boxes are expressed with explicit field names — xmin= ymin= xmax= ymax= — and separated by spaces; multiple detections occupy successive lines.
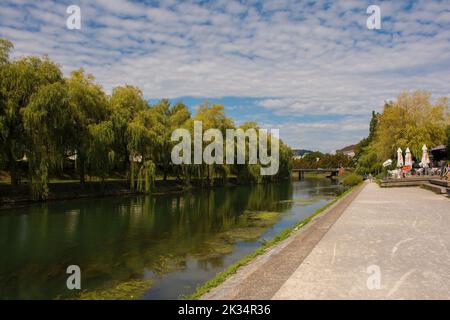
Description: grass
xmin=184 ymin=184 xmax=360 ymax=300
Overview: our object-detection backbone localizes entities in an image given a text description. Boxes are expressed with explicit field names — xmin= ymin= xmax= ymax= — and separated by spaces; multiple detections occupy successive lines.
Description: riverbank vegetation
xmin=341 ymin=173 xmax=363 ymax=186
xmin=0 ymin=39 xmax=292 ymax=200
xmin=292 ymin=151 xmax=352 ymax=169
xmin=354 ymin=91 xmax=450 ymax=176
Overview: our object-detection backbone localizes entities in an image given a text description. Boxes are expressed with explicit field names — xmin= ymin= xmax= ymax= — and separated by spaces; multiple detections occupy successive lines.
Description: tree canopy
xmin=0 ymin=38 xmax=293 ymax=199
xmin=355 ymin=91 xmax=449 ymax=175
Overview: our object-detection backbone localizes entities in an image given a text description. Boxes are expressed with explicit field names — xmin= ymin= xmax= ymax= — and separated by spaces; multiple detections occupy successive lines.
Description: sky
xmin=1 ymin=0 xmax=449 ymax=152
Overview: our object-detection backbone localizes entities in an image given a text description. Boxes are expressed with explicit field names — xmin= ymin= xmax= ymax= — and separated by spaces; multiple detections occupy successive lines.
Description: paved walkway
xmin=203 ymin=182 xmax=450 ymax=300
xmin=274 ymin=183 xmax=450 ymax=299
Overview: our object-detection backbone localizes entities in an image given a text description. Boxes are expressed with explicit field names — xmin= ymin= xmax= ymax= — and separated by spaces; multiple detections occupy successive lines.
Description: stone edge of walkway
xmin=201 ymin=181 xmax=368 ymax=300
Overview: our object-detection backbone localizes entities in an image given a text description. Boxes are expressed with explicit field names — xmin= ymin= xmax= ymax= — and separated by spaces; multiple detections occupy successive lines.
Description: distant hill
xmin=292 ymin=149 xmax=313 ymax=157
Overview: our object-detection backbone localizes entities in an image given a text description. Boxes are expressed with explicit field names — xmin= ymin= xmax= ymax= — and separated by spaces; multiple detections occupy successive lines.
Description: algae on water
xmin=75 ymin=278 xmax=154 ymax=300
xmin=190 ymin=210 xmax=282 ymax=259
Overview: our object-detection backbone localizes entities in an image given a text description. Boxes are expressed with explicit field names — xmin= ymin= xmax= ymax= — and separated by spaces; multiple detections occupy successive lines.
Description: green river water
xmin=0 ymin=178 xmax=345 ymax=299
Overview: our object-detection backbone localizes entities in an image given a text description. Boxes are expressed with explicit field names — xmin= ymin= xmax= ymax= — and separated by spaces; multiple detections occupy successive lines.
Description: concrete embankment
xmin=203 ymin=182 xmax=450 ymax=300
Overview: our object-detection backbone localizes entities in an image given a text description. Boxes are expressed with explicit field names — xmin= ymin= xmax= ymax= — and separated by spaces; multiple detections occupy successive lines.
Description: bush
xmin=375 ymin=172 xmax=386 ymax=180
xmin=342 ymin=173 xmax=363 ymax=186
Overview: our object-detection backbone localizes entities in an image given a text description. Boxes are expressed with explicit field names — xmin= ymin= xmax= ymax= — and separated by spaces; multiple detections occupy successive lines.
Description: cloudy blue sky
xmin=1 ymin=0 xmax=449 ymax=152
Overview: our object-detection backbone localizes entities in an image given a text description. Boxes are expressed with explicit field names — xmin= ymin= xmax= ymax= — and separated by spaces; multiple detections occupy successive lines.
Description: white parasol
xmin=420 ymin=144 xmax=430 ymax=168
xmin=396 ymin=148 xmax=404 ymax=168
xmin=404 ymin=147 xmax=413 ymax=166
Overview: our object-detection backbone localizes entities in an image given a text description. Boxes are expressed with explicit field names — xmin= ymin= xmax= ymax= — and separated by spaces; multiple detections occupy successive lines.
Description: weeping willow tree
xmin=66 ymin=68 xmax=110 ymax=184
xmin=0 ymin=39 xmax=12 ymax=172
xmin=0 ymin=49 xmax=63 ymax=186
xmin=1 ymin=37 xmax=297 ymax=197
xmin=183 ymin=102 xmax=235 ymax=186
xmin=237 ymin=164 xmax=262 ymax=184
xmin=153 ymin=100 xmax=191 ymax=181
xmin=22 ymin=82 xmax=71 ymax=200
xmin=171 ymin=163 xmax=192 ymax=186
xmin=135 ymin=160 xmax=156 ymax=193
xmin=233 ymin=122 xmax=263 ymax=184
xmin=87 ymin=121 xmax=116 ymax=180
xmin=127 ymin=109 xmax=163 ymax=193
xmin=215 ymin=164 xmax=231 ymax=184
xmin=264 ymin=137 xmax=293 ymax=182
xmin=109 ymin=85 xmax=147 ymax=177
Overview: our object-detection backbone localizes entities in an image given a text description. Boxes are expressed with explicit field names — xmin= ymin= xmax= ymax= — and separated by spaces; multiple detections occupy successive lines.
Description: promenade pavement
xmin=273 ymin=182 xmax=450 ymax=299
xmin=203 ymin=182 xmax=450 ymax=300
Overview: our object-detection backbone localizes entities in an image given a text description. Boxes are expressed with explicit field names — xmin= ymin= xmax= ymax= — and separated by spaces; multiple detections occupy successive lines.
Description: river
xmin=0 ymin=178 xmax=345 ymax=299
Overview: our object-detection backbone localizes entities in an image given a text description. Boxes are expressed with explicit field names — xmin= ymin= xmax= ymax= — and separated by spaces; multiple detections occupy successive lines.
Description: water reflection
xmin=0 ymin=178 xmax=343 ymax=299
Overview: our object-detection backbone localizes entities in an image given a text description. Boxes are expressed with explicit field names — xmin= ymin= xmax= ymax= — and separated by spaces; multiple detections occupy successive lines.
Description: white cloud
xmin=0 ymin=0 xmax=449 ymax=151
xmin=263 ymin=116 xmax=370 ymax=153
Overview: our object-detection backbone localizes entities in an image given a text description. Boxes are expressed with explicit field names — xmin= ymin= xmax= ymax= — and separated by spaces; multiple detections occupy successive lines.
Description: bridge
xmin=292 ymin=168 xmax=340 ymax=180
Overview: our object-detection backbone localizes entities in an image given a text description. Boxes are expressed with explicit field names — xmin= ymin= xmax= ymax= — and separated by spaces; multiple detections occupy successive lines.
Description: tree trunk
xmin=7 ymin=146 xmax=19 ymax=186
xmin=163 ymin=166 xmax=168 ymax=181
xmin=124 ymin=144 xmax=130 ymax=180
xmin=9 ymin=157 xmax=19 ymax=186
xmin=79 ymin=156 xmax=86 ymax=184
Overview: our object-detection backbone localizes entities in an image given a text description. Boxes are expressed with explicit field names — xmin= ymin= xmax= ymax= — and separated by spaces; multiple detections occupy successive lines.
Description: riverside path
xmin=202 ymin=182 xmax=450 ymax=300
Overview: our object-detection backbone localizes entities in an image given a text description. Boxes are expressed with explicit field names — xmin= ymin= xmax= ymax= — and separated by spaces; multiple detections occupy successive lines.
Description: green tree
xmin=355 ymin=91 xmax=449 ymax=175
xmin=372 ymin=91 xmax=448 ymax=161
xmin=109 ymin=85 xmax=147 ymax=176
xmin=235 ymin=121 xmax=262 ymax=184
xmin=66 ymin=69 xmax=110 ymax=183
xmin=0 ymin=38 xmax=12 ymax=65
xmin=0 ymin=39 xmax=13 ymax=169
xmin=355 ymin=149 xmax=381 ymax=175
xmin=87 ymin=120 xmax=115 ymax=180
xmin=0 ymin=53 xmax=63 ymax=186
xmin=185 ymin=103 xmax=235 ymax=185
xmin=0 ymin=37 xmax=299 ymax=195
xmin=354 ymin=110 xmax=379 ymax=162
xmin=127 ymin=108 xmax=164 ymax=192
xmin=153 ymin=99 xmax=191 ymax=180
xmin=274 ymin=140 xmax=293 ymax=179
xmin=22 ymin=82 xmax=72 ymax=199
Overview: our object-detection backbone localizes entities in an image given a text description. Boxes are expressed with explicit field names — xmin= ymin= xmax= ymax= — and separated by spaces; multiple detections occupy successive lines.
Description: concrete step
xmin=380 ymin=177 xmax=431 ymax=188
xmin=430 ymin=179 xmax=450 ymax=188
xmin=380 ymin=181 xmax=426 ymax=187
xmin=421 ymin=183 xmax=448 ymax=194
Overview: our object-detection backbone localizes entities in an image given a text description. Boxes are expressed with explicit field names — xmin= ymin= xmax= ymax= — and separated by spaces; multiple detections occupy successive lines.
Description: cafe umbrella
xmin=397 ymin=148 xmax=404 ymax=168
xmin=420 ymin=144 xmax=430 ymax=168
xmin=405 ymin=147 xmax=413 ymax=166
